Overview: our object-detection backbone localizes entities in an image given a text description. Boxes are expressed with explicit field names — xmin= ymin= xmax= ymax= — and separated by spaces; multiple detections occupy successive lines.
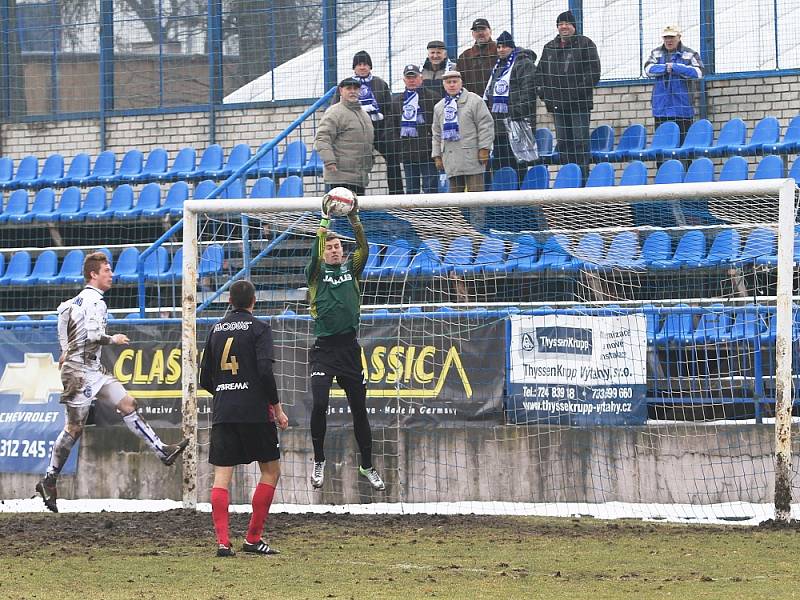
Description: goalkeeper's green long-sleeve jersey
xmin=305 ymin=222 xmax=369 ymax=338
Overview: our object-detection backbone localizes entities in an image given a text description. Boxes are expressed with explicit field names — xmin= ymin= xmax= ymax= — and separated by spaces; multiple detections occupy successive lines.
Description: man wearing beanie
xmin=340 ymin=50 xmax=404 ymax=195
xmin=484 ymin=30 xmax=538 ymax=184
xmin=456 ymin=18 xmax=497 ymax=97
xmin=422 ymin=40 xmax=456 ymax=95
xmin=538 ymin=10 xmax=601 ymax=181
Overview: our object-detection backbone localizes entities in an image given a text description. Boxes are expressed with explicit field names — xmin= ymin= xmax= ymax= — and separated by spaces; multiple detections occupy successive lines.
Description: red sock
xmin=210 ymin=487 xmax=230 ymax=547
xmin=246 ymin=483 xmax=276 ymax=544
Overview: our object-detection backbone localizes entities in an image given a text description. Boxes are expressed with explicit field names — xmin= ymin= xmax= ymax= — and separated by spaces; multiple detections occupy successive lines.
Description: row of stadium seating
xmin=0 ymin=141 xmax=322 ymax=191
xmin=0 ymin=245 xmax=223 ymax=286
xmin=0 ymin=176 xmax=303 ymax=224
xmin=490 ymin=154 xmax=800 ymax=192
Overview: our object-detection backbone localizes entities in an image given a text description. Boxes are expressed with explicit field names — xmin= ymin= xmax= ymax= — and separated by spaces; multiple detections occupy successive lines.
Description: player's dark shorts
xmin=310 ymin=329 xmax=365 ymax=383
xmin=209 ymin=422 xmax=280 ymax=466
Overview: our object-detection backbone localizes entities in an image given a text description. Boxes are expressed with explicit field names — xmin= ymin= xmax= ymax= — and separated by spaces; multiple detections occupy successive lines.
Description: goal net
xmin=182 ymin=179 xmax=798 ymax=522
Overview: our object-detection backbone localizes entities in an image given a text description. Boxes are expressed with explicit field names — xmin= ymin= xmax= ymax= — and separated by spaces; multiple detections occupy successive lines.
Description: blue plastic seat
xmin=43 ymin=249 xmax=85 ymax=285
xmin=732 ymin=227 xmax=776 ymax=266
xmin=558 ymin=232 xmax=604 ymax=271
xmin=408 ymin=239 xmax=444 ymax=277
xmin=366 ymin=239 xmax=411 ymax=278
xmin=10 ymin=155 xmax=39 ymax=189
xmin=756 ymin=224 xmax=800 ymax=267
xmin=156 ymin=247 xmax=184 ymax=281
xmin=87 ymin=184 xmax=132 ymax=221
xmin=692 ymin=306 xmax=731 ymax=344
xmin=433 ymin=235 xmax=473 ymax=276
xmin=118 ymin=182 xmax=161 ymax=219
xmin=250 ymin=177 xmax=276 ymax=198
xmin=764 ymin=115 xmax=800 ymax=155
xmin=159 ymin=181 xmax=190 ymax=217
xmin=194 ymin=179 xmax=217 ymax=200
xmin=728 ymin=116 xmax=780 ymax=156
xmin=74 ymin=151 xmax=116 ymax=186
xmin=61 ymin=186 xmax=105 ymax=223
xmin=124 ymin=147 xmax=168 ymax=184
xmin=361 ymin=243 xmax=382 ymax=276
xmin=455 ymin=237 xmax=506 ymax=275
xmin=650 ymin=230 xmax=706 ymax=270
xmin=631 ymin=160 xmax=684 ymax=228
xmin=496 ymin=235 xmax=539 ymax=274
xmin=681 ymin=158 xmax=723 ymax=225
xmin=61 ymin=153 xmax=91 ymax=186
xmin=224 ymin=178 xmax=245 ymax=200
xmin=666 ymin=119 xmax=714 ymax=160
xmin=274 ymin=140 xmax=308 ymax=177
xmin=585 ymin=162 xmax=615 ymax=187
xmin=535 ymin=128 xmax=556 ymax=163
xmin=655 ymin=304 xmax=694 ymax=345
xmin=718 ymin=156 xmax=748 ymax=181
xmin=591 ymin=231 xmax=639 ymax=270
xmin=249 ymin=143 xmax=279 ymax=178
xmin=790 ymin=157 xmax=800 ymax=182
xmin=553 ymin=163 xmax=582 ymax=188
xmin=690 ymin=228 xmax=741 ymax=268
xmin=1 ymin=189 xmax=30 ymax=224
xmin=25 ymin=188 xmax=56 ymax=223
xmin=0 ymin=251 xmax=32 ymax=285
xmin=155 ymin=147 xmax=197 ymax=182
xmin=531 ymin=234 xmax=571 ymax=271
xmin=654 ymin=159 xmax=685 ymax=184
xmin=589 ymin=125 xmax=614 ymax=161
xmin=726 ymin=307 xmax=766 ymax=342
xmin=113 ymin=247 xmax=140 ymax=282
xmin=203 ymin=143 xmax=251 ymax=180
xmin=632 ymin=230 xmax=672 ymax=267
xmin=702 ymin=118 xmax=747 ymax=158
xmin=684 ymin=157 xmax=714 ymax=183
xmin=96 ymin=149 xmax=141 ymax=184
xmin=23 ymin=250 xmax=58 ymax=285
xmin=599 ymin=124 xmax=647 ymax=162
xmin=199 ymin=244 xmax=224 ymax=276
xmin=490 ymin=167 xmax=519 ymax=191
xmin=136 ymin=247 xmax=170 ymax=283
xmin=190 ymin=144 xmax=225 ymax=181
xmin=277 ymin=175 xmax=303 ymax=198
xmin=303 ymin=150 xmax=324 ymax=176
xmin=37 ymin=186 xmax=81 ymax=223
xmin=0 ymin=157 xmax=13 ymax=190
xmin=753 ymin=154 xmax=785 ymax=179
xmin=631 ymin=121 xmax=680 ymax=161
xmin=619 ymin=160 xmax=648 ymax=186
xmin=520 ymin=164 xmax=549 ymax=190
xmin=31 ymin=154 xmax=65 ymax=189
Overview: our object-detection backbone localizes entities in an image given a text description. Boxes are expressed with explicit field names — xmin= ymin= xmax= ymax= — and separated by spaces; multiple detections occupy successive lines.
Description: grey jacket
xmin=314 ymin=99 xmax=375 ymax=188
xmin=431 ymin=90 xmax=494 ymax=177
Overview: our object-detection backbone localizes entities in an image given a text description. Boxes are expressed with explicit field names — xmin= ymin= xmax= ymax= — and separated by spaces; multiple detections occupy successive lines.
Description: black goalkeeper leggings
xmin=310 ymin=374 xmax=373 ymax=468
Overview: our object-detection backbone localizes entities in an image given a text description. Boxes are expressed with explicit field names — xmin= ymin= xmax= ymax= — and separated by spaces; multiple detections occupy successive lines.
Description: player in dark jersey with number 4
xmin=305 ymin=195 xmax=385 ymax=492
xmin=200 ymin=280 xmax=289 ymax=557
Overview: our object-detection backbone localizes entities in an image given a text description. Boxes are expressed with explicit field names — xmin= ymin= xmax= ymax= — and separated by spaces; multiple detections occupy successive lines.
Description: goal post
xmin=182 ymin=178 xmax=797 ymax=521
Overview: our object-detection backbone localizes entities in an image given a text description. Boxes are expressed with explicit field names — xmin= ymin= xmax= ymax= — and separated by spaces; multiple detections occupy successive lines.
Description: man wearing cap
xmin=432 ymin=70 xmax=494 ymax=193
xmin=422 ymin=40 xmax=456 ymax=95
xmin=484 ymin=30 xmax=538 ymax=184
xmin=644 ymin=25 xmax=704 ymax=144
xmin=456 ymin=18 xmax=497 ymax=97
xmin=392 ymin=64 xmax=441 ymax=194
xmin=538 ymin=10 xmax=601 ymax=180
xmin=314 ymin=77 xmax=374 ymax=196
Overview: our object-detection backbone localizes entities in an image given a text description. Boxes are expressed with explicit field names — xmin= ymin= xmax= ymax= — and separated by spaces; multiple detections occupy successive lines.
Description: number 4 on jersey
xmin=220 ymin=336 xmax=239 ymax=375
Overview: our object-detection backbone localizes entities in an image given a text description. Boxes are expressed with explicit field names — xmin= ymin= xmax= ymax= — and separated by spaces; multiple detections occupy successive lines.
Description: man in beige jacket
xmin=314 ymin=77 xmax=375 ymax=195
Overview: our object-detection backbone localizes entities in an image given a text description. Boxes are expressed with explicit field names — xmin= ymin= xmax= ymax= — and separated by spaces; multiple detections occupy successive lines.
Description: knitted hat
xmin=556 ymin=11 xmax=577 ymax=28
xmin=496 ymin=31 xmax=515 ymax=48
xmin=352 ymin=50 xmax=372 ymax=69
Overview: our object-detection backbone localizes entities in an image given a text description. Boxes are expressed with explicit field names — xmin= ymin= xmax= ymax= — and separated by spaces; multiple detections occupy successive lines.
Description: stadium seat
xmin=30 ymin=154 xmax=65 ymax=189
xmin=0 ymin=189 xmax=29 ymax=223
xmin=654 ymin=303 xmax=693 ymax=345
xmin=0 ymin=251 xmax=32 ymax=285
xmin=691 ymin=305 xmax=731 ymax=344
xmin=756 ymin=225 xmax=800 ymax=267
xmin=25 ymin=188 xmax=56 ymax=223
xmin=790 ymin=157 xmax=800 ymax=182
xmin=408 ymin=239 xmax=444 ymax=277
xmin=684 ymin=157 xmax=714 ymax=183
xmin=60 ymin=153 xmax=91 ymax=186
xmin=753 ymin=154 xmax=785 ymax=179
xmin=585 ymin=162 xmax=615 ymax=187
xmin=248 ymin=143 xmax=279 ymax=178
xmin=0 ymin=157 xmax=13 ymax=190
xmin=274 ymin=140 xmax=308 ymax=177
xmin=23 ymin=250 xmax=58 ymax=285
xmin=224 ymin=178 xmax=245 ymax=199
xmin=718 ymin=156 xmax=748 ymax=181
xmin=497 ymin=234 xmax=539 ymax=274
xmin=154 ymin=147 xmax=197 ymax=182
xmin=632 ymin=160 xmax=684 ymax=228
xmin=199 ymin=244 xmax=224 ymax=276
xmin=490 ymin=167 xmax=519 ymax=191
xmin=133 ymin=246 xmax=169 ymax=283
xmin=557 ymin=232 xmax=604 ymax=271
xmin=726 ymin=307 xmax=766 ymax=342
xmin=521 ymin=165 xmax=549 ymax=190
xmin=277 ymin=175 xmax=303 ymax=198
xmin=701 ymin=118 xmax=746 ymax=158
xmin=633 ymin=230 xmax=672 ymax=267
xmin=201 ymin=143 xmax=251 ymax=180
xmin=531 ymin=234 xmax=571 ymax=271
xmin=764 ymin=115 xmax=800 ymax=155
xmin=649 ymin=230 xmax=706 ymax=270
xmin=194 ymin=179 xmax=217 ymax=200
xmin=74 ymin=151 xmax=116 ymax=186
xmin=365 ymin=239 xmax=411 ymax=278
xmin=61 ymin=186 xmax=106 ymax=223
xmin=433 ymin=235 xmax=473 ymax=276
xmin=156 ymin=247 xmax=183 ymax=281
xmin=590 ymin=231 xmax=639 ymax=270
xmin=96 ymin=149 xmax=141 ymax=185
xmin=728 ymin=116 xmax=780 ymax=156
xmin=589 ymin=125 xmax=614 ymax=162
xmin=553 ymin=163 xmax=582 ymax=188
xmin=455 ymin=237 xmax=505 ymax=275
xmin=731 ymin=227 xmax=776 ymax=267
xmin=362 ymin=243 xmax=382 ymax=275
xmin=597 ymin=124 xmax=646 ymax=162
xmin=680 ymin=158 xmax=724 ymax=225
xmin=117 ymin=182 xmax=161 ymax=219
xmin=156 ymin=181 xmax=189 ymax=217
xmin=7 ymin=155 xmax=39 ymax=190
xmin=690 ymin=228 xmax=741 ymax=268
xmin=630 ymin=121 xmax=680 ymax=161
xmin=112 ymin=247 xmax=140 ymax=282
xmin=303 ymin=150 xmax=324 ymax=176
xmin=250 ymin=177 xmax=276 ymax=199
xmin=190 ymin=144 xmax=225 ymax=181
xmin=41 ymin=249 xmax=85 ymax=285
xmin=122 ymin=147 xmax=168 ymax=184
xmin=535 ymin=128 xmax=556 ymax=163
xmin=87 ymin=184 xmax=132 ymax=221
xmin=666 ymin=119 xmax=714 ymax=160
xmin=619 ymin=160 xmax=648 ymax=186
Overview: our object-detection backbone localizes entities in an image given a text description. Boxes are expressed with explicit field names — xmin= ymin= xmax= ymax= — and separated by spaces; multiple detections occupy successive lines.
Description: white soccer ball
xmin=322 ymin=187 xmax=356 ymax=218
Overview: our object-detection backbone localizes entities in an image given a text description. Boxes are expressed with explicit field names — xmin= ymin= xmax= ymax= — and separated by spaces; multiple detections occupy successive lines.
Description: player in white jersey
xmin=35 ymin=252 xmax=189 ymax=512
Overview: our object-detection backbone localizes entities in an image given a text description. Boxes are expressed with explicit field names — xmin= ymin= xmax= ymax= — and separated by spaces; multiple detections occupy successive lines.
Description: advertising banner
xmin=506 ymin=314 xmax=648 ymax=425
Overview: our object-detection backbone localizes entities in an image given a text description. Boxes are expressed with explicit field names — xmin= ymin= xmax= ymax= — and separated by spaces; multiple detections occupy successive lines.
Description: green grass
xmin=2 ymin=512 xmax=800 ymax=599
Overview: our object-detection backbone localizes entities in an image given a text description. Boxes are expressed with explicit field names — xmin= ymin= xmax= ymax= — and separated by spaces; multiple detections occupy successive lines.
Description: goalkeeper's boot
xmin=242 ymin=539 xmax=280 ymax=555
xmin=216 ymin=544 xmax=235 ymax=557
xmin=311 ymin=460 xmax=325 ymax=489
xmin=160 ymin=438 xmax=190 ymax=466
xmin=35 ymin=474 xmax=58 ymax=513
xmin=359 ymin=466 xmax=386 ymax=491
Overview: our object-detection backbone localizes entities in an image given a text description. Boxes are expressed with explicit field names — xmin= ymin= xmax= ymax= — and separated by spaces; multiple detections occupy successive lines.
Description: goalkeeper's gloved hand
xmin=348 ymin=194 xmax=360 ymax=223
xmin=320 ymin=196 xmax=332 ymax=228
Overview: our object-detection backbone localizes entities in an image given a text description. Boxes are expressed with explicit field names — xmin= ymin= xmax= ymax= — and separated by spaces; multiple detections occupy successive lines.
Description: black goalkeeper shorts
xmin=209 ymin=422 xmax=280 ymax=466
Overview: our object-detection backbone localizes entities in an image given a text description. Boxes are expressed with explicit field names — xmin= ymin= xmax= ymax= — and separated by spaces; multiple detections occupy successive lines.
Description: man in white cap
xmin=644 ymin=25 xmax=704 ymax=144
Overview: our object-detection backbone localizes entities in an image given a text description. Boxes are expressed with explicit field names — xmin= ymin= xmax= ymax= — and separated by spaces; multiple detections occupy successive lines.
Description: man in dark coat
xmin=456 ymin=18 xmax=497 ymax=97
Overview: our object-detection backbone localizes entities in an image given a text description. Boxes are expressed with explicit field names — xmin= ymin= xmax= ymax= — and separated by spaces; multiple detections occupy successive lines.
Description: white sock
xmin=46 ymin=430 xmax=77 ymax=477
xmin=122 ymin=411 xmax=167 ymax=456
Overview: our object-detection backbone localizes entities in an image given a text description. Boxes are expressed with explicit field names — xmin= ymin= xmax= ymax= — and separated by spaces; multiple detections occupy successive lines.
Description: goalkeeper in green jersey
xmin=304 ymin=197 xmax=385 ymax=492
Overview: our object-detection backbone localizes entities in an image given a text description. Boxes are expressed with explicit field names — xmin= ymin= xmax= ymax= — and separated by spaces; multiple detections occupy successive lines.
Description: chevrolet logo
xmin=0 ymin=353 xmax=62 ymax=404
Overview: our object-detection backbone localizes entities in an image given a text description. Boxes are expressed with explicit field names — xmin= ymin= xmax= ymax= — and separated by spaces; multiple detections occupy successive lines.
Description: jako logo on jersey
xmin=215 ymin=382 xmax=249 ymax=391
xmin=535 ymin=326 xmax=593 ymax=355
xmin=311 ymin=371 xmax=327 ymax=377
xmin=323 ymin=272 xmax=353 ymax=286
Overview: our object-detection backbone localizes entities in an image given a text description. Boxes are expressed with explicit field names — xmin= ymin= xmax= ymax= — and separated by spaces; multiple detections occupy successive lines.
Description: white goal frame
xmin=182 ymin=179 xmax=796 ymax=520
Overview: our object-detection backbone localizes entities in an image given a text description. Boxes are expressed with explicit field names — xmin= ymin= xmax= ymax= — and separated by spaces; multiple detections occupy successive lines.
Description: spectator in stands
xmin=392 ymin=64 xmax=441 ymax=194
xmin=350 ymin=50 xmax=404 ymax=195
xmin=314 ymin=77 xmax=374 ymax=196
xmin=538 ymin=10 xmax=601 ymax=180
xmin=485 ymin=30 xmax=538 ymax=185
xmin=644 ymin=25 xmax=704 ymax=144
xmin=422 ymin=40 xmax=456 ymax=94
xmin=432 ymin=70 xmax=494 ymax=193
xmin=456 ymin=18 xmax=497 ymax=97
